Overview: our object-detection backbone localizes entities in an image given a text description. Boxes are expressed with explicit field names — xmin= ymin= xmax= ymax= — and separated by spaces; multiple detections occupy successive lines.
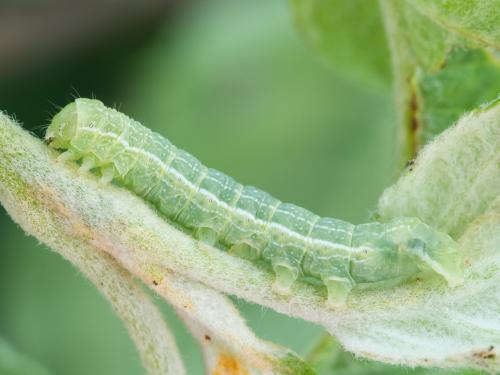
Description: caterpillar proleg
xmin=45 ymin=99 xmax=464 ymax=306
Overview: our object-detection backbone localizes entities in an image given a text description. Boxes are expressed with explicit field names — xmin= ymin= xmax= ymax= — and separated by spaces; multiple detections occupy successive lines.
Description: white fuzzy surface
xmin=0 ymin=114 xmax=185 ymax=375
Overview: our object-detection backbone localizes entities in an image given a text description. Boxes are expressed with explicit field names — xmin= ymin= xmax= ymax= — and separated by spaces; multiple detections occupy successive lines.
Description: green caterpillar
xmin=45 ymin=99 xmax=463 ymax=306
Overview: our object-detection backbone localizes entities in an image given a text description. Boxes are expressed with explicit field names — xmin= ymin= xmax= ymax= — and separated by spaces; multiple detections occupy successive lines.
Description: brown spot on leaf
xmin=473 ymin=345 xmax=496 ymax=360
xmin=408 ymin=85 xmax=420 ymax=157
xmin=212 ymin=353 xmax=249 ymax=375
xmin=204 ymin=335 xmax=211 ymax=341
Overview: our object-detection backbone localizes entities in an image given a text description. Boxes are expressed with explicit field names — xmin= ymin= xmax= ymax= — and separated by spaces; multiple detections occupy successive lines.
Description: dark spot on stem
xmin=409 ymin=86 xmax=420 ymax=157
xmin=473 ymin=345 xmax=496 ymax=360
xmin=405 ymin=159 xmax=415 ymax=172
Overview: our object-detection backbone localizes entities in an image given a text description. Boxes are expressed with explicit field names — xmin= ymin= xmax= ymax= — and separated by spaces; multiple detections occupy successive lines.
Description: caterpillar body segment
xmin=46 ymin=99 xmax=464 ymax=306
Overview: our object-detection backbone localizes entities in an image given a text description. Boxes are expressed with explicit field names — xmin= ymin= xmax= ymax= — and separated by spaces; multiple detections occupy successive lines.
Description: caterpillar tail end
xmin=433 ymin=253 xmax=464 ymax=288
xmin=272 ymin=264 xmax=298 ymax=295
xmin=409 ymin=231 xmax=464 ymax=288
xmin=436 ymin=237 xmax=464 ymax=288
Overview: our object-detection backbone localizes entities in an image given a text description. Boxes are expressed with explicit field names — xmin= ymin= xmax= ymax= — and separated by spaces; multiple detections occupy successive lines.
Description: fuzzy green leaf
xmin=308 ymin=335 xmax=390 ymax=375
xmin=307 ymin=335 xmax=482 ymax=375
xmin=410 ymin=0 xmax=500 ymax=49
xmin=290 ymin=0 xmax=391 ymax=87
xmin=396 ymin=1 xmax=458 ymax=72
xmin=306 ymin=99 xmax=500 ymax=372
xmin=368 ymin=100 xmax=499 ymax=370
xmin=380 ymin=0 xmax=500 ymax=161
xmin=0 ymin=337 xmax=51 ymax=375
xmin=415 ymin=49 xmax=500 ymax=145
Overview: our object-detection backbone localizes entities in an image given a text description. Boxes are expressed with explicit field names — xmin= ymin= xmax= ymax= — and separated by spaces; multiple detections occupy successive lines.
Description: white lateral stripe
xmin=80 ymin=126 xmax=368 ymax=253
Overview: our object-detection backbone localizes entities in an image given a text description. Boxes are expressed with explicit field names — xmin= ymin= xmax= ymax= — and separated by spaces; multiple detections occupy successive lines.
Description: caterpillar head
xmin=45 ymin=102 xmax=78 ymax=149
xmin=389 ymin=218 xmax=464 ymax=287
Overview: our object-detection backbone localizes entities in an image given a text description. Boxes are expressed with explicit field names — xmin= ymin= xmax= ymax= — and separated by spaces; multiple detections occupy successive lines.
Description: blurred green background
xmin=0 ymin=0 xmax=396 ymax=374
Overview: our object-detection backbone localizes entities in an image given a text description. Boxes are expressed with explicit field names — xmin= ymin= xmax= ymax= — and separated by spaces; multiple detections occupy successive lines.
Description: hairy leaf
xmin=290 ymin=0 xmax=391 ymax=87
xmin=380 ymin=0 xmax=500 ymax=160
xmin=311 ymin=100 xmax=500 ymax=373
xmin=307 ymin=335 xmax=482 ymax=375
xmin=415 ymin=49 xmax=500 ymax=145
xmin=0 ymin=337 xmax=51 ymax=375
xmin=410 ymin=0 xmax=500 ymax=48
